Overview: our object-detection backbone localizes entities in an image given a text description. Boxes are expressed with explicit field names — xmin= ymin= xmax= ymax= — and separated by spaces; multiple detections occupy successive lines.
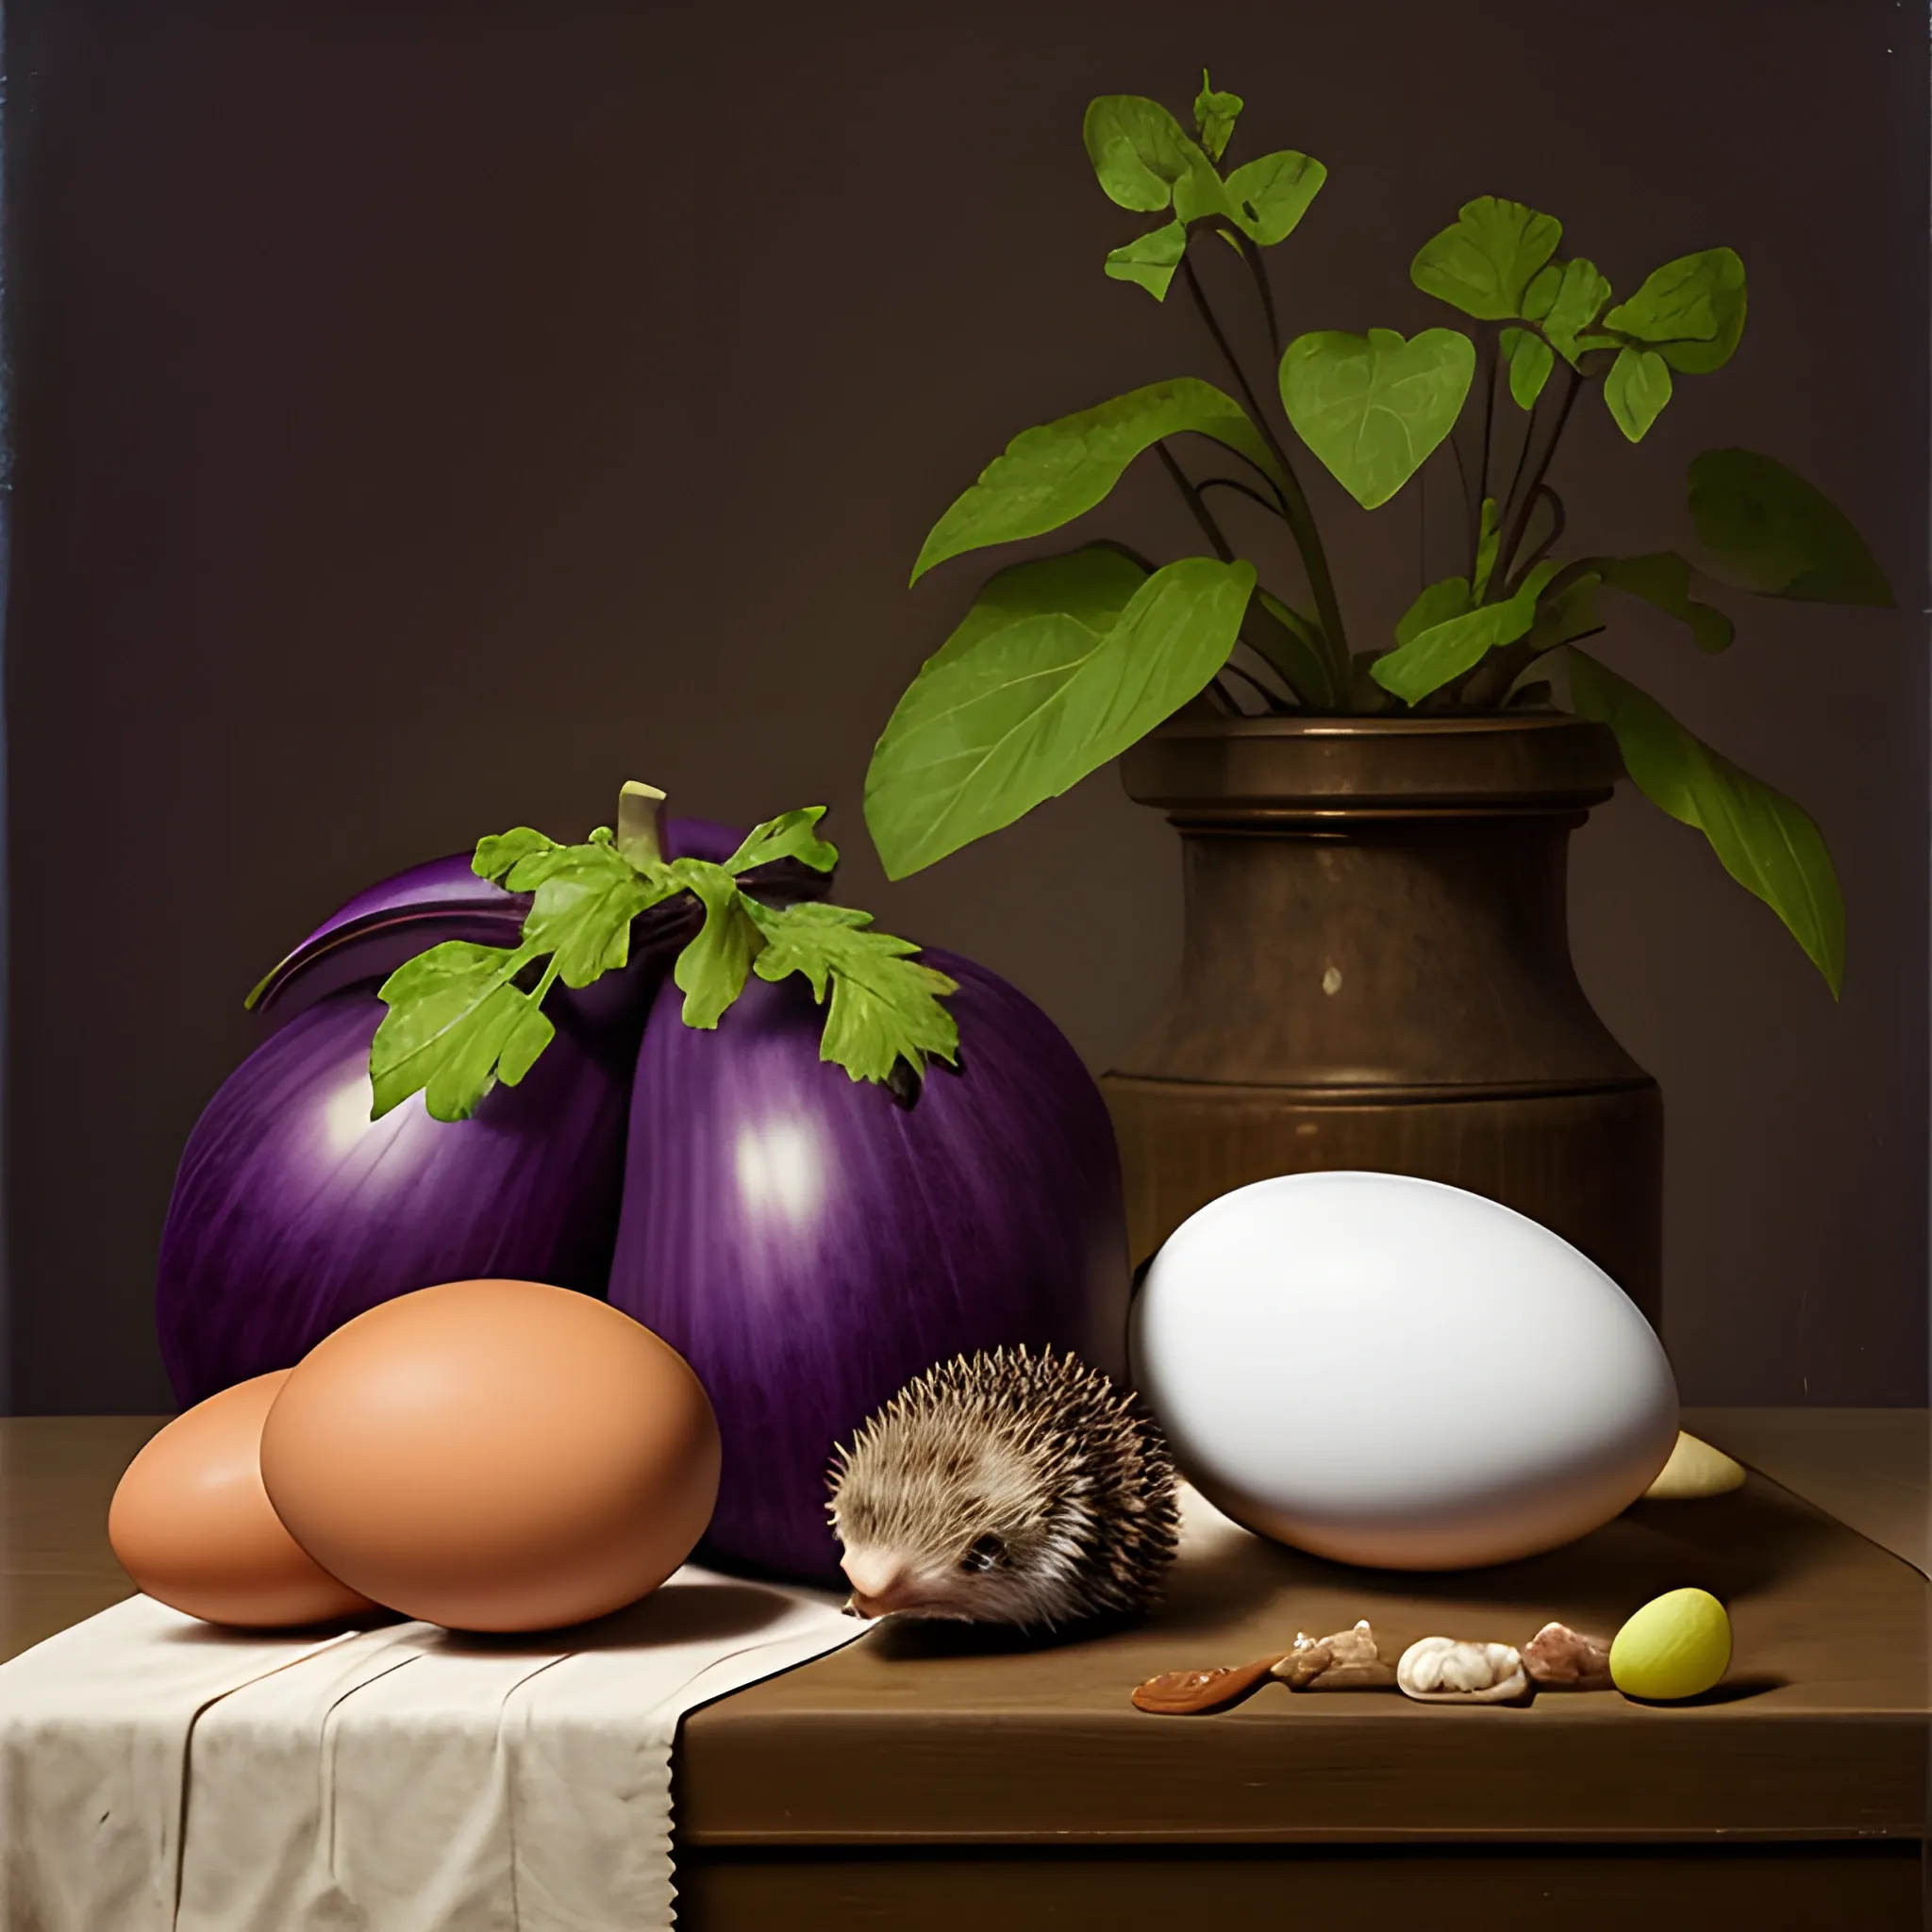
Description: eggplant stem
xmin=618 ymin=781 xmax=668 ymax=870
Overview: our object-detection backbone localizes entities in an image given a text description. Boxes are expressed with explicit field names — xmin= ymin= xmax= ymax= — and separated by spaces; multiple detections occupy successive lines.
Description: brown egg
xmin=259 ymin=1279 xmax=721 ymax=1632
xmin=108 ymin=1371 xmax=379 ymax=1627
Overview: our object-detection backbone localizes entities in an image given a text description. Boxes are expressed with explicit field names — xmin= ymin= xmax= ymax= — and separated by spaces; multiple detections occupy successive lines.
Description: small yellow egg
xmin=1642 ymin=1431 xmax=1745 ymax=1500
xmin=1609 ymin=1588 xmax=1732 ymax=1701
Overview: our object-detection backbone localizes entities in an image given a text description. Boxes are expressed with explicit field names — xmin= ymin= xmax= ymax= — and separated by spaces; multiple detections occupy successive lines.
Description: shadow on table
xmin=152 ymin=1606 xmax=408 ymax=1650
xmin=864 ymin=1612 xmax=1129 ymax=1660
xmin=438 ymin=1583 xmax=801 ymax=1656
xmin=142 ymin=1579 xmax=816 ymax=1659
xmin=1624 ymin=1672 xmax=1790 ymax=1707
xmin=1151 ymin=1475 xmax=1845 ymax=1635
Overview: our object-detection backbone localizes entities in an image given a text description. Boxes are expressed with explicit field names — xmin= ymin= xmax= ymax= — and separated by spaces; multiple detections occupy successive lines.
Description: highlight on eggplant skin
xmin=155 ymin=987 xmax=634 ymax=1407
xmin=608 ymin=951 xmax=1131 ymax=1586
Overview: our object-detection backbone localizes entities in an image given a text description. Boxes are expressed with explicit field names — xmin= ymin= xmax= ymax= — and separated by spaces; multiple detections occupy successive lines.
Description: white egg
xmin=1131 ymin=1173 xmax=1679 ymax=1570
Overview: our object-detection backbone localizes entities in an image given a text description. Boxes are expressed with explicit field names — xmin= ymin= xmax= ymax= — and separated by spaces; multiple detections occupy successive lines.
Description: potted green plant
xmin=861 ymin=75 xmax=1895 ymax=1319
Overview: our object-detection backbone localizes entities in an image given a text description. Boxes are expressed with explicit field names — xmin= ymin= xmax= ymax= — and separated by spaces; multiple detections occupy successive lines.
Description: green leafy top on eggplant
xmin=365 ymin=790 xmax=958 ymax=1123
xmin=861 ymin=69 xmax=1897 ymax=998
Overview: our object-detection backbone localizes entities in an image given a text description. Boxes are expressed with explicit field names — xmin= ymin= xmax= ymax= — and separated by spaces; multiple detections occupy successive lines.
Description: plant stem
xmin=1497 ymin=357 xmax=1557 ymax=547
xmin=1470 ymin=326 xmax=1498 ymax=576
xmin=1158 ymin=442 xmax=1252 ymax=711
xmin=1457 ymin=556 xmax=1603 ymax=708
xmin=1493 ymin=362 xmax=1583 ymax=593
xmin=1179 ymin=251 xmax=1351 ymax=675
xmin=1216 ymin=655 xmax=1290 ymax=713
xmin=1444 ymin=423 xmax=1473 ymax=555
xmin=1197 ymin=475 xmax=1289 ymax=518
xmin=1177 ymin=255 xmax=1290 ymax=497
xmin=1459 ymin=623 xmax=1606 ymax=709
xmin=1161 ymin=443 xmax=1324 ymax=709
xmin=1157 ymin=441 xmax=1236 ymax=562
xmin=1504 ymin=487 xmax=1567 ymax=595
xmin=1227 ymin=227 xmax=1282 ymax=359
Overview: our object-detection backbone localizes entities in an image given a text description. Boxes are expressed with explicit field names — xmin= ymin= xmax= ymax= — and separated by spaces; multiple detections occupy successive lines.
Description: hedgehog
xmin=826 ymin=1346 xmax=1179 ymax=1629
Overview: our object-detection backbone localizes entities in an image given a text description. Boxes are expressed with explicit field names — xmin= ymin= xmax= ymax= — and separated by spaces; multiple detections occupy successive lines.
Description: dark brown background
xmin=3 ymin=1 xmax=1924 ymax=1412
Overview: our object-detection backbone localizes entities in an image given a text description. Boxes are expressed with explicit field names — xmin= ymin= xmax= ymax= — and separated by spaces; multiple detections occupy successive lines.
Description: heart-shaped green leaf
xmin=1605 ymin=248 xmax=1746 ymax=374
xmin=1409 ymin=197 xmax=1563 ymax=321
xmin=1570 ymin=649 xmax=1842 ymax=994
xmin=912 ymin=378 xmax=1285 ymax=581
xmin=1082 ymin=95 xmax=1204 ymax=211
xmin=1372 ymin=561 xmax=1558 ymax=703
xmin=1224 ymin=150 xmax=1326 ymax=245
xmin=866 ymin=551 xmax=1255 ymax=876
xmin=1604 ymin=346 xmax=1673 ymax=441
xmin=1278 ymin=327 xmax=1475 ymax=508
xmin=1687 ymin=447 xmax=1893 ymax=606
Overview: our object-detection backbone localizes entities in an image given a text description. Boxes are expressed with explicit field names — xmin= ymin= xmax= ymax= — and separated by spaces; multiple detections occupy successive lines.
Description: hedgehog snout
xmin=839 ymin=1525 xmax=1023 ymax=1620
xmin=840 ymin=1547 xmax=916 ymax=1618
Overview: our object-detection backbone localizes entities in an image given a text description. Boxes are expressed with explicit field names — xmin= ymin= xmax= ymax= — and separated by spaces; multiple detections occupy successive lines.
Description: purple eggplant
xmin=157 ymin=815 xmax=833 ymax=1404
xmin=157 ymin=987 xmax=633 ymax=1405
xmin=607 ymin=953 xmax=1130 ymax=1584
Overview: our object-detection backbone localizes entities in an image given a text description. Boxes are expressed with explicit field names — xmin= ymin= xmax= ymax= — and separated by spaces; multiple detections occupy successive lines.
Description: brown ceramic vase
xmin=1101 ymin=712 xmax=1662 ymax=1325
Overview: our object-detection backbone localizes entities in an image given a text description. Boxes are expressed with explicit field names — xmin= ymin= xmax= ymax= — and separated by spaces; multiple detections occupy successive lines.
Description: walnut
xmin=1395 ymin=1636 xmax=1528 ymax=1704
xmin=1270 ymin=1619 xmax=1396 ymax=1690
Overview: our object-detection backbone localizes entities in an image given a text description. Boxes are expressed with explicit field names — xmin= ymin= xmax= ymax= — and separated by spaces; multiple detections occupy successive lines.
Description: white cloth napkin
xmin=0 ymin=1565 xmax=864 ymax=1932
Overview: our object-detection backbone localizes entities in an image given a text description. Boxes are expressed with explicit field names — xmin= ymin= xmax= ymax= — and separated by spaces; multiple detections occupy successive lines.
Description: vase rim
xmin=1122 ymin=709 xmax=1624 ymax=814
xmin=1146 ymin=710 xmax=1600 ymax=741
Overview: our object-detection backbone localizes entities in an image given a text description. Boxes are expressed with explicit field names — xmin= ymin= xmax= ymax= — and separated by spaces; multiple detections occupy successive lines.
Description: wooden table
xmin=5 ymin=1410 xmax=1926 ymax=1928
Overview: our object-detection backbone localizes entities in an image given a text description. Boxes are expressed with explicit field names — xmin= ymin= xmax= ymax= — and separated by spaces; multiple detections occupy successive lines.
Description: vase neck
xmin=1113 ymin=809 xmax=1645 ymax=1092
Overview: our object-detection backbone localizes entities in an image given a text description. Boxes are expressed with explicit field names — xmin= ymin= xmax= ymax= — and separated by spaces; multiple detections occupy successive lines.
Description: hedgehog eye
xmin=959 ymin=1532 xmax=1006 ymax=1574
